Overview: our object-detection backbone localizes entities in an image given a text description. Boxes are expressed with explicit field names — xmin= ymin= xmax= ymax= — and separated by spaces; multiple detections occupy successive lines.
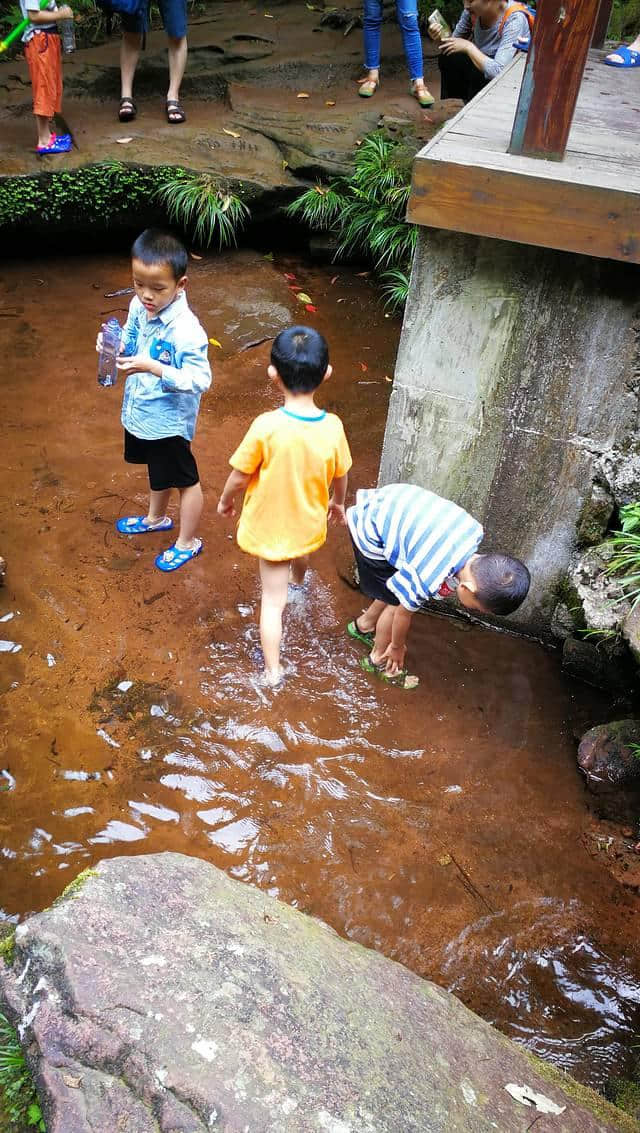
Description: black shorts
xmin=350 ymin=535 xmax=400 ymax=606
xmin=124 ymin=430 xmax=199 ymax=492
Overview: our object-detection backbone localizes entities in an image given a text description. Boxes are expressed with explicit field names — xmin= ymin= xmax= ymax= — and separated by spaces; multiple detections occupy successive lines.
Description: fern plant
xmin=286 ymin=130 xmax=418 ymax=310
xmin=0 ymin=1013 xmax=45 ymax=1131
xmin=156 ymin=171 xmax=249 ymax=250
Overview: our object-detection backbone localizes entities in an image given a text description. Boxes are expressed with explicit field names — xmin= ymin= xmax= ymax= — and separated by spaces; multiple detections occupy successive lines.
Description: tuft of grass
xmin=0 ymin=1013 xmax=45 ymax=1131
xmin=604 ymin=530 xmax=640 ymax=609
xmin=286 ymin=130 xmax=417 ymax=309
xmin=156 ymin=171 xmax=249 ymax=250
xmin=0 ymin=932 xmax=16 ymax=968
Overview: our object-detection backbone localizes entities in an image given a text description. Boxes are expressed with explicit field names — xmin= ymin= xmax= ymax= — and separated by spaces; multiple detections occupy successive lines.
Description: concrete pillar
xmin=379 ymin=229 xmax=640 ymax=635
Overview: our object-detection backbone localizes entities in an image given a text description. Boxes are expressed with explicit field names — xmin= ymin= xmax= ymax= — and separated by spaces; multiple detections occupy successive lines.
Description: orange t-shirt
xmin=230 ymin=407 xmax=352 ymax=561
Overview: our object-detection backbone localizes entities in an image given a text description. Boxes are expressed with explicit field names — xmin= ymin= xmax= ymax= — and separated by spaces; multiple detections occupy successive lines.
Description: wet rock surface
xmin=0 ymin=853 xmax=632 ymax=1133
xmin=578 ymin=720 xmax=640 ymax=792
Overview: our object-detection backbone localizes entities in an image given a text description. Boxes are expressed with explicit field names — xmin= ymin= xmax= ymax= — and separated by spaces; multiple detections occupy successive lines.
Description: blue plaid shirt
xmin=120 ymin=292 xmax=211 ymax=442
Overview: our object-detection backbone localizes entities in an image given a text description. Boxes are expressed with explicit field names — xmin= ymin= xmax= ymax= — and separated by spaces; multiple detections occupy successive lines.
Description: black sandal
xmin=166 ymin=99 xmax=186 ymax=124
xmin=118 ymin=97 xmax=137 ymax=123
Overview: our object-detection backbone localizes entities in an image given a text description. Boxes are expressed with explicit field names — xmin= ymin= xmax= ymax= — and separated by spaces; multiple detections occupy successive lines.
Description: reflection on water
xmin=443 ymin=899 xmax=640 ymax=1089
xmin=1 ymin=249 xmax=639 ymax=1091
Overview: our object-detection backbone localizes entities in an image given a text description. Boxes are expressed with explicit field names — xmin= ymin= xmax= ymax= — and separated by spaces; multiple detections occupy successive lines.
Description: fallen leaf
xmin=62 ymin=1073 xmax=82 ymax=1088
xmin=116 ymin=136 xmax=133 ymax=144
xmin=208 ymin=338 xmax=222 ymax=348
xmin=305 ymin=304 xmax=318 ymax=312
xmin=325 ymin=100 xmax=336 ymax=106
xmin=504 ymin=1085 xmax=565 ymax=1116
xmin=189 ymin=252 xmax=203 ymax=260
xmin=384 ymin=374 xmax=392 ymax=382
xmin=330 ymin=275 xmax=339 ymax=284
xmin=336 ymin=297 xmax=346 ymax=303
xmin=263 ymin=252 xmax=274 ymax=261
xmin=222 ymin=127 xmax=240 ymax=138
xmin=297 ymin=92 xmax=311 ymax=99
xmin=357 ymin=271 xmax=370 ymax=277
xmin=437 ymin=853 xmax=452 ymax=866
xmin=284 ymin=272 xmax=297 ymax=281
xmin=296 ymin=292 xmax=312 ymax=304
xmin=282 ymin=160 xmax=289 ymax=169
xmin=359 ymin=361 xmax=368 ymax=372
xmin=264 ymin=11 xmax=274 ymax=15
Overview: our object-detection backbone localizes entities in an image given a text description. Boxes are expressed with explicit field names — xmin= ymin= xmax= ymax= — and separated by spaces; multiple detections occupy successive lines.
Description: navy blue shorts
xmin=121 ymin=0 xmax=187 ymax=38
xmin=350 ymin=535 xmax=400 ymax=606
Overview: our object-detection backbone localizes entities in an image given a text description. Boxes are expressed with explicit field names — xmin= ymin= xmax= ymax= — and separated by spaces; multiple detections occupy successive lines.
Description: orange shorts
xmin=24 ymin=31 xmax=62 ymax=119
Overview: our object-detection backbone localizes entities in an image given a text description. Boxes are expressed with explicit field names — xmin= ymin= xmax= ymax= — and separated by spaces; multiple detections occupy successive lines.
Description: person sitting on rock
xmin=346 ymin=483 xmax=530 ymax=688
xmin=118 ymin=0 xmax=188 ymax=125
xmin=436 ymin=0 xmax=532 ymax=103
xmin=358 ymin=0 xmax=435 ymax=107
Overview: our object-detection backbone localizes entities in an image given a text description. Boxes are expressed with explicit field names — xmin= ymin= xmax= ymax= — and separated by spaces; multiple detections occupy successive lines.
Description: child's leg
xmin=356 ymin=599 xmax=387 ymax=634
xmin=290 ymin=555 xmax=309 ymax=587
xmin=147 ymin=488 xmax=172 ymax=526
xmin=259 ymin=559 xmax=290 ymax=684
xmin=175 ymin=481 xmax=203 ymax=551
xmin=34 ymin=114 xmax=54 ymax=148
xmin=370 ymin=604 xmax=395 ymax=664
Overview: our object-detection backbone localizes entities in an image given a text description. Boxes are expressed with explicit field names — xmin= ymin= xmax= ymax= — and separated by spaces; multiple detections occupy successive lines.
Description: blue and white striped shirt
xmin=347 ymin=484 xmax=483 ymax=612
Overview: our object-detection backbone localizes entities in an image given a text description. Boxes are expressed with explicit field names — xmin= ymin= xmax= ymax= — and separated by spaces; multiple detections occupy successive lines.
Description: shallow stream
xmin=1 ymin=249 xmax=639 ymax=1091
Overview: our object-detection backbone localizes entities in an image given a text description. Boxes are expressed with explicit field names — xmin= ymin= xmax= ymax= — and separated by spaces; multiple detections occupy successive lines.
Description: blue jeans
xmin=363 ymin=0 xmax=424 ymax=81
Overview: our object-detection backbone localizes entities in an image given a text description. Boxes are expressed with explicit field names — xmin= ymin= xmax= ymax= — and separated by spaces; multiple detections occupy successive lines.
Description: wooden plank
xmin=408 ymin=158 xmax=640 ymax=263
xmin=592 ymin=0 xmax=614 ymax=48
xmin=510 ymin=0 xmax=602 ymax=159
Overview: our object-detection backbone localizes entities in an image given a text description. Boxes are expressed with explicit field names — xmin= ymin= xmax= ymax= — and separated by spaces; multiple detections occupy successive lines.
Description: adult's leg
xmin=396 ymin=0 xmax=427 ymax=83
xmin=438 ymin=50 xmax=487 ymax=102
xmin=120 ymin=30 xmax=142 ymax=100
xmin=167 ymin=35 xmax=187 ymax=103
xmin=361 ymin=0 xmax=383 ymax=92
xmin=176 ymin=481 xmax=203 ymax=550
xmin=259 ymin=559 xmax=290 ymax=684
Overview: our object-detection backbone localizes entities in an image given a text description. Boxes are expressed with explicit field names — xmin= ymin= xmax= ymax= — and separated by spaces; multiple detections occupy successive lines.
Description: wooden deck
xmin=408 ymin=51 xmax=640 ymax=263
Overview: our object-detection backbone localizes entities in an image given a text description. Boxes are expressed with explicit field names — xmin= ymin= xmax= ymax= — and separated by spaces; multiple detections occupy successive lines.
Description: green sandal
xmin=347 ymin=618 xmax=375 ymax=648
xmin=411 ymin=83 xmax=435 ymax=108
xmin=358 ymin=77 xmax=379 ymax=98
xmin=360 ymin=654 xmax=419 ymax=690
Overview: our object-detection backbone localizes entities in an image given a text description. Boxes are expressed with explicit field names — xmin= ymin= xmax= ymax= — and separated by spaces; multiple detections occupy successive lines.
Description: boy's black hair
xmin=271 ymin=326 xmax=329 ymax=393
xmin=468 ymin=553 xmax=530 ymax=615
xmin=131 ymin=229 xmax=188 ymax=282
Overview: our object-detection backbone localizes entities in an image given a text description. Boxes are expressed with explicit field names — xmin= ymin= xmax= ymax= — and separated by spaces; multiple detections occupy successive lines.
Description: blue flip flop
xmin=116 ymin=516 xmax=173 ymax=534
xmin=155 ymin=539 xmax=203 ymax=572
xmin=604 ymin=44 xmax=640 ymax=67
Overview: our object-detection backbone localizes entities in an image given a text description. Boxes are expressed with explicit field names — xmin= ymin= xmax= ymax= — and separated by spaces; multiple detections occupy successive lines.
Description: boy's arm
xmin=159 ymin=341 xmax=212 ymax=394
xmin=217 ymin=469 xmax=251 ymax=518
xmin=328 ymin=472 xmax=348 ymax=526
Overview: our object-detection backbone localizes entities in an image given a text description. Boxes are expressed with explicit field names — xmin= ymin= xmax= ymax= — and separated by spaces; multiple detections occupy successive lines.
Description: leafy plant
xmin=604 ymin=529 xmax=640 ymax=608
xmin=619 ymin=501 xmax=640 ymax=535
xmin=157 ymin=171 xmax=249 ymax=250
xmin=287 ymin=130 xmax=418 ymax=309
xmin=0 ymin=1013 xmax=46 ymax=1132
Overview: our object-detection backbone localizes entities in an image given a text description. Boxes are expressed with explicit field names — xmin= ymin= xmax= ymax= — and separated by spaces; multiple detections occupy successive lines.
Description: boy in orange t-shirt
xmin=217 ymin=326 xmax=352 ymax=687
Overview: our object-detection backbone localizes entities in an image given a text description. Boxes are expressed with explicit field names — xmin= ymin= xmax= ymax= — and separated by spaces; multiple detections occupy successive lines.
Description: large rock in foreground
xmin=0 ymin=854 xmax=632 ymax=1132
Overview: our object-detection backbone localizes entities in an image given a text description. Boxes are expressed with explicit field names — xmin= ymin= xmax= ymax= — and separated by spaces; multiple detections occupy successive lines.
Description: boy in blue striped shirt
xmin=346 ymin=483 xmax=530 ymax=687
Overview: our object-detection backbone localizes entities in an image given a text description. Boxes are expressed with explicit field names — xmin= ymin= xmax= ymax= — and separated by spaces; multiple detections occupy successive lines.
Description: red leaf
xmin=305 ymin=304 xmax=318 ymax=312
xmin=359 ymin=361 xmax=368 ymax=372
xmin=284 ymin=272 xmax=297 ymax=281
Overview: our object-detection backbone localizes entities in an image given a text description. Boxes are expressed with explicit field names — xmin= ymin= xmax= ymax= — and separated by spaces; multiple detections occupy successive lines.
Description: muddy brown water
xmin=1 ymin=249 xmax=639 ymax=1091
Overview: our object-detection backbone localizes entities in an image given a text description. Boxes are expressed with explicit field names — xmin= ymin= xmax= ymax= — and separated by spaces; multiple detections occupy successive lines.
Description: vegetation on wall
xmin=0 ymin=1013 xmax=45 ymax=1132
xmin=287 ymin=131 xmax=417 ymax=310
xmin=601 ymin=502 xmax=640 ymax=609
xmin=610 ymin=0 xmax=640 ymax=40
xmin=0 ymin=163 xmax=249 ymax=250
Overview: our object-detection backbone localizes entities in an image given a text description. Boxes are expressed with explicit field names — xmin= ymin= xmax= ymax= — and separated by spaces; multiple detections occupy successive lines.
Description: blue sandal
xmin=116 ymin=516 xmax=173 ymax=534
xmin=604 ymin=45 xmax=640 ymax=67
xmin=155 ymin=539 xmax=203 ymax=572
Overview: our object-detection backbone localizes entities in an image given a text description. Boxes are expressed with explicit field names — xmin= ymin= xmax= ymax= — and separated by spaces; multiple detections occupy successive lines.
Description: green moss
xmin=521 ymin=1048 xmax=640 ymax=1132
xmin=52 ymin=869 xmax=98 ymax=908
xmin=0 ymin=932 xmax=16 ymax=969
xmin=609 ymin=1077 xmax=640 ymax=1118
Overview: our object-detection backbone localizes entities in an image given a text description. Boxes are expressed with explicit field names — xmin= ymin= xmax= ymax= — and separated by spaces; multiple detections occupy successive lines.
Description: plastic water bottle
xmin=98 ymin=318 xmax=122 ymax=387
xmin=59 ymin=18 xmax=76 ymax=53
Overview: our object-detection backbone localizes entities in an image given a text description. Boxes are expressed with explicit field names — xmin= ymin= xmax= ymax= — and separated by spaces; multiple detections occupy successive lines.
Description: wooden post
xmin=509 ymin=0 xmax=602 ymax=160
xmin=591 ymin=0 xmax=613 ymax=48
